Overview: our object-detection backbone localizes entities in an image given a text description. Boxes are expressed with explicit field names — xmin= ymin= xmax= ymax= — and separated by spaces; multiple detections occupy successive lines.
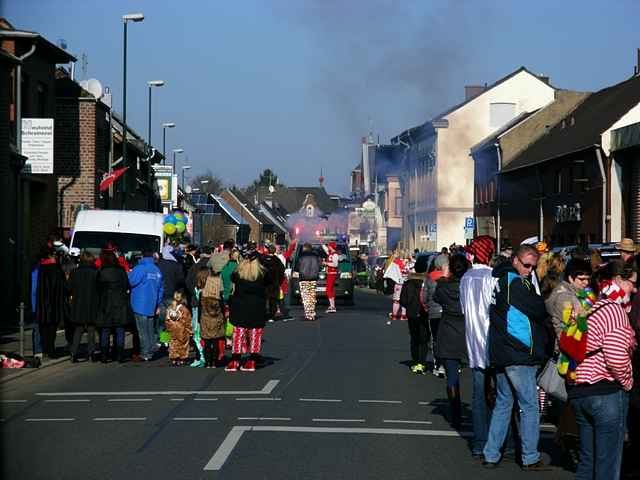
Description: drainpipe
xmin=494 ymin=143 xmax=502 ymax=252
xmin=595 ymin=147 xmax=608 ymax=242
xmin=536 ymin=166 xmax=544 ymax=241
xmin=16 ymin=42 xmax=37 ymax=306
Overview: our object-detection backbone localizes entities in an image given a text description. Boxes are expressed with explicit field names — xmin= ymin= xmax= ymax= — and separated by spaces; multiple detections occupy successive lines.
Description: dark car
xmin=290 ymin=242 xmax=355 ymax=305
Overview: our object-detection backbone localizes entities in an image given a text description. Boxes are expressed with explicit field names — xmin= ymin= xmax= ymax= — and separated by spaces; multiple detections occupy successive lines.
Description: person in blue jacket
xmin=128 ymin=251 xmax=163 ymax=361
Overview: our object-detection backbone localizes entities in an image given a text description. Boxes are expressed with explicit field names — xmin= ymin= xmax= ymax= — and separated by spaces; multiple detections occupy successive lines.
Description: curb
xmin=0 ymin=355 xmax=70 ymax=384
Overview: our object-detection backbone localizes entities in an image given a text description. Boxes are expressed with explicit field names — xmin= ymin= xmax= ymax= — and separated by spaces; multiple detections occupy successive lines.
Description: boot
xmin=447 ymin=386 xmax=462 ymax=429
xmin=100 ymin=351 xmax=108 ymax=364
xmin=116 ymin=346 xmax=125 ymax=363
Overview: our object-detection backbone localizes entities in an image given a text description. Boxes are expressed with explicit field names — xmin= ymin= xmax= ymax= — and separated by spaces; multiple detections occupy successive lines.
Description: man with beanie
xmin=400 ymin=254 xmax=430 ymax=374
xmin=460 ymin=235 xmax=497 ymax=458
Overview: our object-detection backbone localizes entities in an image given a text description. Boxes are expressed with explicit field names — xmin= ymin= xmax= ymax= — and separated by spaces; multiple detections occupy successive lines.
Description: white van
xmin=70 ymin=210 xmax=164 ymax=261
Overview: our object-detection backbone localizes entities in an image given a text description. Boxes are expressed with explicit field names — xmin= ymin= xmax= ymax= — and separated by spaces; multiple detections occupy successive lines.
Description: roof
xmin=0 ymin=20 xmax=76 ymax=63
xmin=229 ymin=188 xmax=272 ymax=225
xmin=211 ymin=195 xmax=246 ymax=225
xmin=392 ymin=66 xmax=554 ymax=144
xmin=272 ymin=187 xmax=338 ymax=214
xmin=470 ymin=110 xmax=539 ymax=154
xmin=502 ymin=74 xmax=640 ymax=172
xmin=0 ymin=47 xmax=20 ymax=64
xmin=258 ymin=202 xmax=289 ymax=234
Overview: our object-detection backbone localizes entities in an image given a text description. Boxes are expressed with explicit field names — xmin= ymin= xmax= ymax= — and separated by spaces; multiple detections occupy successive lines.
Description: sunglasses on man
xmin=516 ymin=257 xmax=536 ymax=270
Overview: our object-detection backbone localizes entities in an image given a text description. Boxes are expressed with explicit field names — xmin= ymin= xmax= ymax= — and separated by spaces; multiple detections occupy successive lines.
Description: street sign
xmin=428 ymin=223 xmax=437 ymax=233
xmin=464 ymin=217 xmax=475 ymax=229
xmin=22 ymin=118 xmax=54 ymax=174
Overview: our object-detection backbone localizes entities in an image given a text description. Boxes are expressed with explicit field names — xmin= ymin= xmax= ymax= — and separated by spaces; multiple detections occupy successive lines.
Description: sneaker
xmin=433 ymin=365 xmax=446 ymax=378
xmin=410 ymin=363 xmax=425 ymax=374
xmin=388 ymin=313 xmax=396 ymax=320
xmin=400 ymin=315 xmax=408 ymax=321
xmin=190 ymin=359 xmax=205 ymax=368
xmin=225 ymin=360 xmax=239 ymax=372
xmin=520 ymin=460 xmax=551 ymax=472
xmin=240 ymin=360 xmax=256 ymax=372
xmin=326 ymin=307 xmax=337 ymax=313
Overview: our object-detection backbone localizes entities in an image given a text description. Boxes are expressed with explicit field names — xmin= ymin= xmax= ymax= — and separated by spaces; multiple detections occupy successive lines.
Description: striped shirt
xmin=574 ymin=299 xmax=637 ymax=391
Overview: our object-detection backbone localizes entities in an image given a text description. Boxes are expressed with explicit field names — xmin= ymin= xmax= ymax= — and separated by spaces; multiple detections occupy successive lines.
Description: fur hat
xmin=208 ymin=252 xmax=228 ymax=273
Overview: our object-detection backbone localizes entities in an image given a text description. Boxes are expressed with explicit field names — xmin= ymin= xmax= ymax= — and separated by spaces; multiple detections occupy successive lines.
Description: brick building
xmin=0 ymin=19 xmax=75 ymax=318
xmin=55 ymin=73 xmax=111 ymax=237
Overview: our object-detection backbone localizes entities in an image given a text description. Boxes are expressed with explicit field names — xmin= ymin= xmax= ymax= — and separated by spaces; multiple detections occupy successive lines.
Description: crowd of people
xmin=30 ymin=237 xmax=342 ymax=372
xmin=392 ymin=236 xmax=639 ymax=477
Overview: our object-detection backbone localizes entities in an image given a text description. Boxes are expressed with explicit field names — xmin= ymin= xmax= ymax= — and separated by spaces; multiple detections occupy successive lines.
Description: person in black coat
xmin=67 ymin=251 xmax=99 ymax=362
xmin=262 ymin=245 xmax=286 ymax=321
xmin=36 ymin=248 xmax=68 ymax=358
xmin=96 ymin=249 xmax=131 ymax=363
xmin=225 ymin=252 xmax=271 ymax=372
xmin=400 ymin=254 xmax=430 ymax=374
xmin=433 ymin=254 xmax=469 ymax=428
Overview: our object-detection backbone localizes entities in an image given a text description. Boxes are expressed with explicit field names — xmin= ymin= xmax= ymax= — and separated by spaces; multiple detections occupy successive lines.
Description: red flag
xmin=99 ymin=167 xmax=129 ymax=191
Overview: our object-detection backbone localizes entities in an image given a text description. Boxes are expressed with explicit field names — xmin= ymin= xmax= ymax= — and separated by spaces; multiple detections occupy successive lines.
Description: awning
xmin=610 ymin=122 xmax=640 ymax=152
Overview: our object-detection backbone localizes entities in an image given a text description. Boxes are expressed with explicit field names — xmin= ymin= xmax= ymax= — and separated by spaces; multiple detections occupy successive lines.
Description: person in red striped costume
xmin=569 ymin=260 xmax=637 ymax=480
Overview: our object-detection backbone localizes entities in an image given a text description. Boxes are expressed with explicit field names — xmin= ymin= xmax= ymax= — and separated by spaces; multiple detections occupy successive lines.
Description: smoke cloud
xmin=270 ymin=1 xmax=494 ymax=141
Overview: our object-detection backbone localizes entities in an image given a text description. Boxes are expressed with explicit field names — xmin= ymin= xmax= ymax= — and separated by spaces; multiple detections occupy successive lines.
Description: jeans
xmin=100 ymin=327 xmax=125 ymax=349
xmin=32 ymin=322 xmax=43 ymax=355
xmin=135 ymin=314 xmax=155 ymax=359
xmin=483 ymin=365 xmax=540 ymax=465
xmin=571 ymin=390 xmax=629 ymax=480
xmin=443 ymin=359 xmax=462 ymax=388
xmin=471 ymin=367 xmax=492 ymax=455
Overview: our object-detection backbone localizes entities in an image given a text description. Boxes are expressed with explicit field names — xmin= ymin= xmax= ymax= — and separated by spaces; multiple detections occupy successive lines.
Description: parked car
xmin=290 ymin=242 xmax=355 ymax=305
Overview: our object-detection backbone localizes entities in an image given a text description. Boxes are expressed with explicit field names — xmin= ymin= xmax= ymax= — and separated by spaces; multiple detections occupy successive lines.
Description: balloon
xmin=182 ymin=215 xmax=189 ymax=225
xmin=163 ymin=223 xmax=177 ymax=235
xmin=174 ymin=213 xmax=185 ymax=223
xmin=164 ymin=214 xmax=177 ymax=225
xmin=175 ymin=222 xmax=186 ymax=234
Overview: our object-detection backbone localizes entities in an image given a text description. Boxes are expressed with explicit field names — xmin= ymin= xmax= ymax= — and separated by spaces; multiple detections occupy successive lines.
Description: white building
xmin=392 ymin=67 xmax=556 ymax=251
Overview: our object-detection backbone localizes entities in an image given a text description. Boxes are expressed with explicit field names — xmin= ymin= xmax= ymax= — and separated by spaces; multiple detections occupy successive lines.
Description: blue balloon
xmin=164 ymin=214 xmax=177 ymax=225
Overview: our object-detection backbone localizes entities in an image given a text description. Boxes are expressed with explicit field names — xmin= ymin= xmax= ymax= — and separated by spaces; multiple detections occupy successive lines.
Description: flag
xmin=99 ymin=167 xmax=129 ymax=191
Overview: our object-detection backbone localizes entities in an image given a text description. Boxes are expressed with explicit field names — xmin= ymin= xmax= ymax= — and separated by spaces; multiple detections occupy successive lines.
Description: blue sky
xmin=4 ymin=0 xmax=640 ymax=194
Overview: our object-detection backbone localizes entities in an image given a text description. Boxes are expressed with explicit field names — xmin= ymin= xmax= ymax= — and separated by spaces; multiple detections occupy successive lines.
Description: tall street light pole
xmin=147 ymin=80 xmax=164 ymax=149
xmin=172 ymin=148 xmax=184 ymax=172
xmin=121 ymin=12 xmax=144 ymax=210
xmin=162 ymin=122 xmax=175 ymax=164
xmin=146 ymin=80 xmax=164 ymax=207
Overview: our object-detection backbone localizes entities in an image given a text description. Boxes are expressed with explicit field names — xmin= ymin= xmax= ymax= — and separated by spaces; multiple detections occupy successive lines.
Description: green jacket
xmin=221 ymin=260 xmax=238 ymax=302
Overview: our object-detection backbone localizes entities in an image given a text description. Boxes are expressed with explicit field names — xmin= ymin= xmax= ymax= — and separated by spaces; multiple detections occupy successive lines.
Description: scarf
xmin=557 ymin=287 xmax=597 ymax=383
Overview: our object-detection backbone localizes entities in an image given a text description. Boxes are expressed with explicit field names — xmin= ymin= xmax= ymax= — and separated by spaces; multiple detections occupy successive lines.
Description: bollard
xmin=18 ymin=302 xmax=25 ymax=358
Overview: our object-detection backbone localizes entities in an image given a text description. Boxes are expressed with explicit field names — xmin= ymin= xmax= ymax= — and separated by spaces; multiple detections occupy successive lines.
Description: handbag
xmin=537 ymin=356 xmax=567 ymax=401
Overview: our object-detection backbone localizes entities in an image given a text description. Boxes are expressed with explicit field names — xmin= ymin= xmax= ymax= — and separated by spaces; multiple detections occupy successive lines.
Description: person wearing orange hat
xmin=616 ymin=238 xmax=637 ymax=264
xmin=324 ymin=241 xmax=340 ymax=313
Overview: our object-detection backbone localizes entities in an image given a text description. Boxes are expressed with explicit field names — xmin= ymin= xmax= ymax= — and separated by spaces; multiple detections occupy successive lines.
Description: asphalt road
xmin=1 ymin=289 xmax=573 ymax=480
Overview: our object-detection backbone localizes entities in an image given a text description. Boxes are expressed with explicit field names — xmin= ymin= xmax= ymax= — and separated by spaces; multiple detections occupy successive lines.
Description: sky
xmin=3 ymin=0 xmax=640 ymax=195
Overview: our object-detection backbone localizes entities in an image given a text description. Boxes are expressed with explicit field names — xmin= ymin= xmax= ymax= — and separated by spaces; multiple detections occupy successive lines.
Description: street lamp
xmin=162 ymin=122 xmax=175 ymax=164
xmin=121 ymin=12 xmax=144 ymax=209
xmin=172 ymin=148 xmax=184 ymax=172
xmin=147 ymin=80 xmax=164 ymax=150
xmin=181 ymin=165 xmax=191 ymax=191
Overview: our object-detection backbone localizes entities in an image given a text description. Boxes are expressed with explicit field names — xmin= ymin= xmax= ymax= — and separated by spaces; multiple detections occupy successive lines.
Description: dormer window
xmin=306 ymin=205 xmax=314 ymax=217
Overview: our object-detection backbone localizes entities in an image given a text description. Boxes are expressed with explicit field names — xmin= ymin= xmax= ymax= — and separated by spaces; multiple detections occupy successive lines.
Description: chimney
xmin=465 ymin=85 xmax=486 ymax=101
xmin=537 ymin=75 xmax=550 ymax=84
xmin=636 ymin=48 xmax=640 ymax=76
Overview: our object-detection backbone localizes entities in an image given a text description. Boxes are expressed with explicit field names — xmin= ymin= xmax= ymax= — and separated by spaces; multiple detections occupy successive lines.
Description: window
xmin=489 ymin=102 xmax=516 ymax=128
xmin=305 ymin=205 xmax=314 ymax=217
xmin=394 ymin=195 xmax=402 ymax=216
xmin=555 ymin=170 xmax=562 ymax=194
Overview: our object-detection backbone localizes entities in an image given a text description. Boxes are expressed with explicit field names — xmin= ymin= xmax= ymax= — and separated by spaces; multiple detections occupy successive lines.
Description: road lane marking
xmin=299 ymin=398 xmax=342 ymax=403
xmin=359 ymin=400 xmax=402 ymax=404
xmin=36 ymin=379 xmax=280 ymax=397
xmin=238 ymin=417 xmax=291 ymax=421
xmin=108 ymin=398 xmax=152 ymax=402
xmin=418 ymin=400 xmax=447 ymax=406
xmin=93 ymin=417 xmax=147 ymax=421
xmin=1 ymin=400 xmax=27 ymax=403
xmin=235 ymin=397 xmax=281 ymax=401
xmin=170 ymin=398 xmax=184 ymax=402
xmin=194 ymin=398 xmax=218 ymax=402
xmin=44 ymin=399 xmax=91 ymax=403
xmin=174 ymin=417 xmax=219 ymax=421
xmin=204 ymin=425 xmax=474 ymax=471
xmin=312 ymin=418 xmax=366 ymax=423
xmin=383 ymin=420 xmax=433 ymax=425
xmin=26 ymin=418 xmax=75 ymax=422
xmin=204 ymin=426 xmax=250 ymax=471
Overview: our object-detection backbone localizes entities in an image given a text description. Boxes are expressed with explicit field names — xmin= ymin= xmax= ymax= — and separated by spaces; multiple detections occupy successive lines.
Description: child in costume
xmin=189 ymin=272 xmax=206 ymax=368
xmin=165 ymin=290 xmax=192 ymax=366
xmin=199 ymin=255 xmax=227 ymax=368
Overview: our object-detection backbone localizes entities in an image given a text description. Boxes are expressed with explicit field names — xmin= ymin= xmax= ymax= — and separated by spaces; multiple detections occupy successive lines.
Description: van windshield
xmin=72 ymin=231 xmax=161 ymax=261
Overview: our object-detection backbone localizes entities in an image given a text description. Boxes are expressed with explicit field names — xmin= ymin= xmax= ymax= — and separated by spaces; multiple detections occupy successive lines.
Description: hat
xmin=616 ymin=238 xmax=636 ymax=253
xmin=328 ymin=241 xmax=337 ymax=251
xmin=434 ymin=254 xmax=449 ymax=270
xmin=470 ymin=236 xmax=495 ymax=264
xmin=208 ymin=252 xmax=228 ymax=273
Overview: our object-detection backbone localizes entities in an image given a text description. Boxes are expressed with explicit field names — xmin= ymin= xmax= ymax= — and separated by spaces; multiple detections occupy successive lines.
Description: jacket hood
xmin=492 ymin=261 xmax=517 ymax=278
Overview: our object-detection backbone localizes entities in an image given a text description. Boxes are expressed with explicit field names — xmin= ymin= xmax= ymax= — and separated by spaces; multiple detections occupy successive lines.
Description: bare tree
xmin=190 ymin=170 xmax=224 ymax=195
